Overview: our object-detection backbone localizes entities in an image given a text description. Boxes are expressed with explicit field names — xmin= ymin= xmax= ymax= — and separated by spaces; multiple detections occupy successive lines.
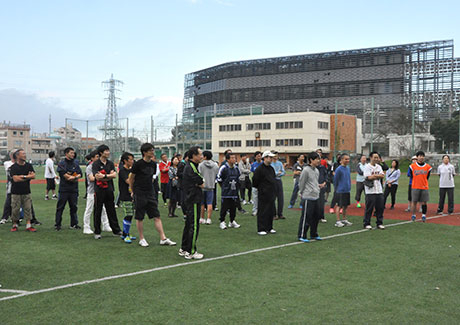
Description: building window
xmin=317 ymin=139 xmax=328 ymax=147
xmin=20 ymin=131 xmax=23 ymax=136
xmin=219 ymin=124 xmax=241 ymax=132
xmin=13 ymin=131 xmax=17 ymax=135
xmin=219 ymin=140 xmax=241 ymax=147
xmin=276 ymin=139 xmax=303 ymax=146
xmin=275 ymin=121 xmax=303 ymax=129
xmin=246 ymin=139 xmax=271 ymax=147
xmin=317 ymin=121 xmax=329 ymax=129
xmin=246 ymin=123 xmax=271 ymax=131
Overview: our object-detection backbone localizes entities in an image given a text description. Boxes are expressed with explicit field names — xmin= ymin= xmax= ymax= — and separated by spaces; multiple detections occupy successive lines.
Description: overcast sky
xmin=1 ymin=0 xmax=459 ymax=140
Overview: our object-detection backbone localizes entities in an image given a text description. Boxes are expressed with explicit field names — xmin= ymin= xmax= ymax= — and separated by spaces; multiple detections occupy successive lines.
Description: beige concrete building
xmin=30 ymin=134 xmax=55 ymax=163
xmin=212 ymin=112 xmax=363 ymax=165
xmin=0 ymin=122 xmax=31 ymax=159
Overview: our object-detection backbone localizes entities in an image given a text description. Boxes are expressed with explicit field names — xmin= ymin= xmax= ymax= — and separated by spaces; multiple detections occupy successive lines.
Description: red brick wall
xmin=330 ymin=115 xmax=356 ymax=153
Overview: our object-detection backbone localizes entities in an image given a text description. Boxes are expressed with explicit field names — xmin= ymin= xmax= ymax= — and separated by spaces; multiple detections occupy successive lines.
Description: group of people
xmin=1 ymin=143 xmax=456 ymax=259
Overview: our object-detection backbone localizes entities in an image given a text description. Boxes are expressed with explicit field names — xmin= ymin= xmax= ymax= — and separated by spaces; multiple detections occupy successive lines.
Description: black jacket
xmin=177 ymin=160 xmax=186 ymax=188
xmin=182 ymin=161 xmax=204 ymax=204
xmin=57 ymin=158 xmax=82 ymax=193
xmin=252 ymin=162 xmax=277 ymax=200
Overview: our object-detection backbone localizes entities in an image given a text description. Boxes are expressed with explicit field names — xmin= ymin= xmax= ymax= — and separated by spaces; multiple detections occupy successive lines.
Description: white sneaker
xmin=160 ymin=238 xmax=176 ymax=246
xmin=139 ymin=238 xmax=149 ymax=247
xmin=365 ymin=225 xmax=372 ymax=230
xmin=258 ymin=231 xmax=267 ymax=235
xmin=0 ymin=219 xmax=7 ymax=224
xmin=249 ymin=200 xmax=254 ymax=204
xmin=228 ymin=221 xmax=241 ymax=228
xmin=342 ymin=220 xmax=353 ymax=226
xmin=102 ymin=225 xmax=112 ymax=232
xmin=206 ymin=218 xmax=212 ymax=225
xmin=335 ymin=221 xmax=344 ymax=227
xmin=320 ymin=218 xmax=327 ymax=223
xmin=269 ymin=229 xmax=276 ymax=234
xmin=199 ymin=218 xmax=205 ymax=224
xmin=377 ymin=225 xmax=385 ymax=230
xmin=242 ymin=200 xmax=247 ymax=205
xmin=83 ymin=227 xmax=93 ymax=234
xmin=219 ymin=221 xmax=227 ymax=230
xmin=184 ymin=251 xmax=204 ymax=260
xmin=252 ymin=211 xmax=257 ymax=216
xmin=178 ymin=248 xmax=187 ymax=256
xmin=94 ymin=234 xmax=102 ymax=239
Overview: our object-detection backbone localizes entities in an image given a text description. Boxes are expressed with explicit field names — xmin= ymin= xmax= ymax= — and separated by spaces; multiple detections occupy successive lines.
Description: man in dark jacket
xmin=54 ymin=147 xmax=82 ymax=230
xmin=217 ymin=152 xmax=241 ymax=230
xmin=252 ymin=150 xmax=277 ymax=235
xmin=179 ymin=146 xmax=204 ymax=260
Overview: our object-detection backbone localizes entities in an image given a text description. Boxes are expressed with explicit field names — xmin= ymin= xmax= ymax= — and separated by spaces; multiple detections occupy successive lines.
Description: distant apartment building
xmin=0 ymin=122 xmax=31 ymax=159
xmin=30 ymin=133 xmax=55 ymax=163
xmin=54 ymin=123 xmax=82 ymax=142
xmin=211 ymin=111 xmax=363 ymax=165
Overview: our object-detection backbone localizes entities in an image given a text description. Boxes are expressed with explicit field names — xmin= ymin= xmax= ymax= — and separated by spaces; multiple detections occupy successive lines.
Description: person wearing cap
xmin=252 ymin=150 xmax=277 ymax=235
xmin=405 ymin=156 xmax=417 ymax=212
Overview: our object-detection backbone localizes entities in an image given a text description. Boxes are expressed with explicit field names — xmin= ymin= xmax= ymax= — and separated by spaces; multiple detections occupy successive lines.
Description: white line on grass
xmin=0 ymin=289 xmax=30 ymax=294
xmin=0 ymin=213 xmax=453 ymax=302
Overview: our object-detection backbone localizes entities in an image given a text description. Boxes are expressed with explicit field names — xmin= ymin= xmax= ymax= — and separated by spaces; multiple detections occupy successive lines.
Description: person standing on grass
xmin=405 ymin=156 xmax=417 ymax=212
xmin=410 ymin=151 xmax=432 ymax=222
xmin=82 ymin=151 xmax=111 ymax=234
xmin=250 ymin=151 xmax=263 ymax=216
xmin=355 ymin=154 xmax=367 ymax=208
xmin=54 ymin=147 xmax=82 ymax=231
xmin=288 ymin=154 xmax=305 ymax=209
xmin=92 ymin=145 xmax=122 ymax=239
xmin=383 ymin=160 xmax=401 ymax=210
xmin=128 ymin=143 xmax=176 ymax=247
xmin=177 ymin=152 xmax=189 ymax=218
xmin=198 ymin=151 xmax=219 ymax=225
xmin=1 ymin=150 xmax=16 ymax=224
xmin=238 ymin=153 xmax=252 ymax=205
xmin=167 ymin=156 xmax=180 ymax=218
xmin=297 ymin=152 xmax=323 ymax=242
xmin=9 ymin=149 xmax=36 ymax=232
xmin=217 ymin=152 xmax=241 ymax=230
xmin=152 ymin=154 xmax=161 ymax=201
xmin=179 ymin=146 xmax=205 ymax=260
xmin=316 ymin=150 xmax=328 ymax=223
xmin=118 ymin=152 xmax=137 ymax=244
xmin=159 ymin=153 xmax=171 ymax=207
xmin=333 ymin=153 xmax=352 ymax=227
xmin=252 ymin=150 xmax=277 ymax=236
xmin=437 ymin=155 xmax=455 ymax=215
xmin=329 ymin=154 xmax=342 ymax=213
xmin=44 ymin=151 xmax=58 ymax=200
xmin=271 ymin=151 xmax=286 ymax=220
xmin=363 ymin=151 xmax=385 ymax=230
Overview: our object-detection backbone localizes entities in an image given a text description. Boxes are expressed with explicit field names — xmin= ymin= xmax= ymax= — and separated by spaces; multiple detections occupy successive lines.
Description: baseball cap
xmin=262 ymin=150 xmax=275 ymax=158
xmin=411 ymin=155 xmax=417 ymax=160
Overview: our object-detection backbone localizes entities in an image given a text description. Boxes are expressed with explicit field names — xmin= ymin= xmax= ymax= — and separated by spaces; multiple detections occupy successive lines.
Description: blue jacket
xmin=271 ymin=161 xmax=285 ymax=180
xmin=318 ymin=164 xmax=328 ymax=184
xmin=333 ymin=165 xmax=351 ymax=193
xmin=251 ymin=161 xmax=262 ymax=173
xmin=57 ymin=158 xmax=82 ymax=193
xmin=217 ymin=162 xmax=240 ymax=198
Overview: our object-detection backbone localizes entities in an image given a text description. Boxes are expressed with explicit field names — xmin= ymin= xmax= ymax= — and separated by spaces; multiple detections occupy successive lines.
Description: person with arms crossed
xmin=159 ymin=153 xmax=171 ymax=207
xmin=238 ymin=153 xmax=252 ymax=205
xmin=217 ymin=152 xmax=241 ymax=230
xmin=333 ymin=154 xmax=353 ymax=227
xmin=410 ymin=151 xmax=432 ymax=222
xmin=198 ymin=151 xmax=219 ymax=224
xmin=128 ymin=143 xmax=175 ymax=247
xmin=44 ymin=151 xmax=58 ymax=200
xmin=250 ymin=151 xmax=262 ymax=216
xmin=437 ymin=154 xmax=455 ymax=215
xmin=363 ymin=152 xmax=385 ymax=229
xmin=383 ymin=159 xmax=401 ymax=210
xmin=119 ymin=152 xmax=137 ymax=243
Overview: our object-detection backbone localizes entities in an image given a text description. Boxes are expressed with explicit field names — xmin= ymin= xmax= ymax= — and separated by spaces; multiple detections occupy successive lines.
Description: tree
xmin=430 ymin=112 xmax=459 ymax=153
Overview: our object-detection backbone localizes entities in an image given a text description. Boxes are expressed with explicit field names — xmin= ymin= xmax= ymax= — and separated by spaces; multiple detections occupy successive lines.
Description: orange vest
xmin=410 ymin=162 xmax=432 ymax=190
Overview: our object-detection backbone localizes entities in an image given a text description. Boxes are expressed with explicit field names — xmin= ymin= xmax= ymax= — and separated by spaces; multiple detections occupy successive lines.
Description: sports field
xmin=0 ymin=166 xmax=459 ymax=324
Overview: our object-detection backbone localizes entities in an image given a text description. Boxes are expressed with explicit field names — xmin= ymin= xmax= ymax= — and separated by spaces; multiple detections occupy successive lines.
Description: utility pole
xmin=150 ymin=116 xmax=154 ymax=144
xmin=48 ymin=114 xmax=52 ymax=136
xmin=175 ymin=114 xmax=178 ymax=154
xmin=100 ymin=74 xmax=124 ymax=154
xmin=412 ymin=94 xmax=415 ymax=154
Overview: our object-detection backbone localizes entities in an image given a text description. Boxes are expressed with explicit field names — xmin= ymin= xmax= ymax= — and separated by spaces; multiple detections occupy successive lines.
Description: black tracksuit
xmin=252 ymin=162 xmax=276 ymax=232
xmin=55 ymin=158 xmax=82 ymax=227
xmin=181 ymin=161 xmax=204 ymax=254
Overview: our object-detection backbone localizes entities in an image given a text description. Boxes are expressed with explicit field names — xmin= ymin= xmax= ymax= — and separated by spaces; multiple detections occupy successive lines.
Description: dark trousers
xmin=212 ymin=187 xmax=217 ymax=210
xmin=355 ymin=182 xmax=365 ymax=202
xmin=94 ymin=189 xmax=121 ymax=235
xmin=220 ymin=198 xmax=237 ymax=222
xmin=318 ymin=187 xmax=326 ymax=219
xmin=438 ymin=188 xmax=454 ymax=213
xmin=298 ymin=198 xmax=320 ymax=239
xmin=239 ymin=177 xmax=252 ymax=201
xmin=55 ymin=192 xmax=79 ymax=227
xmin=330 ymin=189 xmax=338 ymax=209
xmin=289 ymin=180 xmax=300 ymax=206
xmin=364 ymin=194 xmax=384 ymax=226
xmin=161 ymin=182 xmax=168 ymax=203
xmin=257 ymin=193 xmax=274 ymax=232
xmin=181 ymin=202 xmax=201 ymax=254
xmin=2 ymin=193 xmax=11 ymax=220
xmin=275 ymin=179 xmax=284 ymax=217
xmin=383 ymin=184 xmax=398 ymax=208
xmin=153 ymin=179 xmax=160 ymax=200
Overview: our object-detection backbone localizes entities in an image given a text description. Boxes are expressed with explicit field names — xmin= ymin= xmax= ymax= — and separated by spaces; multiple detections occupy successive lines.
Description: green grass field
xmin=0 ymin=166 xmax=459 ymax=324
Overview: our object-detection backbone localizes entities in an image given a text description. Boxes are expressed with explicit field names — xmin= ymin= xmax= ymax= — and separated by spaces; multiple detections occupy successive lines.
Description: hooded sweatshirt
xmin=198 ymin=159 xmax=219 ymax=191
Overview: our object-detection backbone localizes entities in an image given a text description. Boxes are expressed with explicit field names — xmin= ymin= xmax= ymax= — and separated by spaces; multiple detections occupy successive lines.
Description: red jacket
xmin=159 ymin=161 xmax=171 ymax=184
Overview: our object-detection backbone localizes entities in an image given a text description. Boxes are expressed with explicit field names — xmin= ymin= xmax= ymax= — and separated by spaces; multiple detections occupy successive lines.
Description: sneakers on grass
xmin=199 ymin=218 xmax=205 ymax=224
xmin=342 ymin=220 xmax=353 ymax=226
xmin=269 ymin=229 xmax=276 ymax=234
xmin=102 ymin=225 xmax=112 ymax=232
xmin=184 ymin=252 xmax=204 ymax=260
xmin=219 ymin=221 xmax=227 ymax=230
xmin=178 ymin=249 xmax=186 ymax=256
xmin=364 ymin=225 xmax=372 ymax=230
xmin=335 ymin=221 xmax=344 ymax=227
xmin=83 ymin=227 xmax=94 ymax=235
xmin=377 ymin=225 xmax=385 ymax=230
xmin=0 ymin=219 xmax=7 ymax=224
xmin=411 ymin=215 xmax=416 ymax=222
xmin=228 ymin=221 xmax=241 ymax=228
xmin=320 ymin=218 xmax=327 ymax=223
xmin=298 ymin=237 xmax=310 ymax=243
xmin=160 ymin=238 xmax=176 ymax=246
xmin=10 ymin=226 xmax=18 ymax=232
xmin=139 ymin=238 xmax=149 ymax=247
xmin=94 ymin=234 xmax=102 ymax=239
xmin=422 ymin=215 xmax=426 ymax=222
xmin=257 ymin=231 xmax=267 ymax=236
xmin=206 ymin=218 xmax=212 ymax=225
